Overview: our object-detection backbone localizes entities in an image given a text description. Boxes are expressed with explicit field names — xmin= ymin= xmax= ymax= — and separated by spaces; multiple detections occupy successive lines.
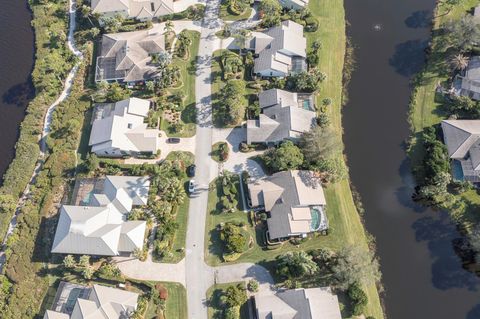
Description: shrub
xmin=224 ymin=284 xmax=247 ymax=307
xmin=247 ymin=279 xmax=259 ymax=292
xmin=224 ymin=306 xmax=241 ymax=319
xmin=348 ymin=283 xmax=368 ymax=316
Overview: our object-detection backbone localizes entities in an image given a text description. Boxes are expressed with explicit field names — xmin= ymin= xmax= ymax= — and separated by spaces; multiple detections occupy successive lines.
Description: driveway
xmin=114 ymin=256 xmax=187 ymax=284
xmin=123 ymin=131 xmax=196 ymax=164
xmin=212 ymin=127 xmax=266 ymax=180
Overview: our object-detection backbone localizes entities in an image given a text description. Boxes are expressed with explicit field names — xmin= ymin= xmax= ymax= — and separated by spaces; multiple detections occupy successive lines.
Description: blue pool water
xmin=451 ymin=160 xmax=464 ymax=181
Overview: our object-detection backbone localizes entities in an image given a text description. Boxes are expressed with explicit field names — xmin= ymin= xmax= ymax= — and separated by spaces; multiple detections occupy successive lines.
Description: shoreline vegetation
xmin=408 ymin=0 xmax=480 ymax=245
xmin=0 ymin=0 xmax=384 ymax=318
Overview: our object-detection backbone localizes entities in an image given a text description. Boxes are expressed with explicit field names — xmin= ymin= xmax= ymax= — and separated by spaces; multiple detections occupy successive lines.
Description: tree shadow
xmin=2 ymin=81 xmax=34 ymax=107
xmin=389 ymin=39 xmax=430 ymax=77
xmin=405 ymin=10 xmax=432 ymax=29
xmin=412 ymin=213 xmax=480 ymax=291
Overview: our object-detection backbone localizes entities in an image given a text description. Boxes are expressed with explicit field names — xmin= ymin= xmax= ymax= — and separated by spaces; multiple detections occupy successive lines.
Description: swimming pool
xmin=451 ymin=160 xmax=464 ymax=181
xmin=310 ymin=206 xmax=328 ymax=231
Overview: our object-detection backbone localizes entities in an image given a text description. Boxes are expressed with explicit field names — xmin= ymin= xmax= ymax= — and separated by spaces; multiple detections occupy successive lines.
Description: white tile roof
xmin=92 ymin=0 xmax=174 ymax=19
xmin=51 ymin=176 xmax=149 ymax=256
xmin=89 ymin=98 xmax=159 ymax=154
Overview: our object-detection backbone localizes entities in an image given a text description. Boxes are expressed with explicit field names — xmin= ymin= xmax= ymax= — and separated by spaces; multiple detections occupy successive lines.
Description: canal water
xmin=343 ymin=0 xmax=480 ymax=318
xmin=0 ymin=0 xmax=34 ymax=182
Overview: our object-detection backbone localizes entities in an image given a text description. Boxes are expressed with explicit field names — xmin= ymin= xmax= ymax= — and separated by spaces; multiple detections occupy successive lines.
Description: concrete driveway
xmin=212 ymin=127 xmax=266 ymax=180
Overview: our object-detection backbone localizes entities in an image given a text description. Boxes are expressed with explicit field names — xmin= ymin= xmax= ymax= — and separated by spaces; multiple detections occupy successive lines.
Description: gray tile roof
xmin=248 ymin=171 xmax=326 ymax=240
xmin=96 ymin=30 xmax=165 ymax=82
xmin=255 ymin=287 xmax=341 ymax=319
xmin=247 ymin=89 xmax=316 ymax=144
xmin=253 ymin=21 xmax=307 ymax=76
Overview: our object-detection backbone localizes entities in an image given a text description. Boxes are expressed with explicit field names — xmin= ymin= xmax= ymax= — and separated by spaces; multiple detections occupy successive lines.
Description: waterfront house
xmin=255 ymin=287 xmax=342 ymax=319
xmin=453 ymin=56 xmax=480 ymax=100
xmin=246 ymin=88 xmax=316 ymax=144
xmin=248 ymin=170 xmax=327 ymax=240
xmin=91 ymin=0 xmax=174 ymax=21
xmin=89 ymin=97 xmax=160 ymax=157
xmin=44 ymin=282 xmax=139 ymax=319
xmin=51 ymin=175 xmax=149 ymax=256
xmin=246 ymin=20 xmax=307 ymax=78
xmin=95 ymin=29 xmax=165 ymax=84
xmin=441 ymin=119 xmax=480 ymax=182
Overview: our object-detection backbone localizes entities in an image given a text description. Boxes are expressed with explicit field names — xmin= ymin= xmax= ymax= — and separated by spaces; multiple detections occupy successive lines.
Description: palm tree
xmin=160 ymin=178 xmax=186 ymax=207
xmin=277 ymin=251 xmax=319 ymax=278
xmin=164 ymin=20 xmax=174 ymax=34
xmin=450 ymin=54 xmax=469 ymax=71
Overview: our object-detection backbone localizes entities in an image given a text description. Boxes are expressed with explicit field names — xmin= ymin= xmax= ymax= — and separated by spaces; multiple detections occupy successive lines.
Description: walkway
xmin=0 ymin=0 xmax=84 ymax=271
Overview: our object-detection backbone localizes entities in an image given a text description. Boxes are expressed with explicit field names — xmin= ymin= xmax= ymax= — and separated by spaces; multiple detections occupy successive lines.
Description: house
xmin=441 ymin=119 xmax=480 ymax=183
xmin=453 ymin=56 xmax=480 ymax=100
xmin=51 ymin=176 xmax=150 ymax=256
xmin=44 ymin=282 xmax=139 ymax=319
xmin=89 ymin=98 xmax=159 ymax=157
xmin=247 ymin=89 xmax=316 ymax=144
xmin=246 ymin=20 xmax=307 ymax=77
xmin=255 ymin=287 xmax=342 ymax=319
xmin=91 ymin=0 xmax=174 ymax=21
xmin=248 ymin=170 xmax=327 ymax=240
xmin=95 ymin=29 xmax=165 ymax=83
xmin=278 ymin=0 xmax=309 ymax=10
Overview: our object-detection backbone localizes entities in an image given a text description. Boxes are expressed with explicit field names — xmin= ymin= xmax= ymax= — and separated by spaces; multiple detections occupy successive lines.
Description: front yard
xmin=160 ymin=30 xmax=200 ymax=138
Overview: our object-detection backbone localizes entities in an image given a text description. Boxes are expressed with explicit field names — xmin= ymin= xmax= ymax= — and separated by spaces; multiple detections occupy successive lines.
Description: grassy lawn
xmin=219 ymin=2 xmax=253 ymax=21
xmin=211 ymin=141 xmax=229 ymax=162
xmin=206 ymin=282 xmax=249 ymax=319
xmin=211 ymin=49 xmax=256 ymax=128
xmin=162 ymin=30 xmax=200 ymax=138
xmin=206 ymin=0 xmax=383 ymax=317
xmin=156 ymin=151 xmax=194 ymax=263
xmin=408 ymin=0 xmax=480 ymax=230
xmin=144 ymin=282 xmax=188 ymax=319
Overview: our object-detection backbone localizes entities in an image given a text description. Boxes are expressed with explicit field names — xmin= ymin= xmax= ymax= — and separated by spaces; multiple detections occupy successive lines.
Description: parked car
xmin=166 ymin=137 xmax=180 ymax=144
xmin=187 ymin=164 xmax=196 ymax=177
xmin=188 ymin=180 xmax=195 ymax=193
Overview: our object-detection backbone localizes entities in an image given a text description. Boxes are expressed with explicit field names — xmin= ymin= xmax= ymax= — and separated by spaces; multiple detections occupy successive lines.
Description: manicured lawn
xmin=206 ymin=282 xmax=249 ymax=319
xmin=162 ymin=30 xmax=200 ymax=138
xmin=211 ymin=49 xmax=255 ymax=128
xmin=211 ymin=141 xmax=229 ymax=162
xmin=206 ymin=0 xmax=384 ymax=317
xmin=408 ymin=1 xmax=480 ymax=230
xmin=219 ymin=3 xmax=253 ymax=21
xmin=145 ymin=282 xmax=187 ymax=319
xmin=158 ymin=151 xmax=194 ymax=263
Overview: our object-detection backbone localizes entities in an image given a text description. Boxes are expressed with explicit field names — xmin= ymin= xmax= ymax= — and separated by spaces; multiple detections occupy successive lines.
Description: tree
xmin=348 ymin=283 xmax=368 ymax=316
xmin=146 ymin=81 xmax=156 ymax=94
xmin=103 ymin=14 xmax=124 ymax=33
xmin=220 ymin=223 xmax=247 ymax=253
xmin=85 ymin=153 xmax=99 ymax=173
xmin=78 ymin=255 xmax=90 ymax=268
xmin=247 ymin=279 xmax=259 ymax=292
xmin=259 ymin=0 xmax=282 ymax=27
xmin=276 ymin=251 xmax=319 ymax=278
xmin=331 ymin=245 xmax=381 ymax=289
xmin=159 ymin=177 xmax=186 ymax=206
xmin=286 ymin=70 xmax=326 ymax=92
xmin=164 ymin=20 xmax=174 ymax=34
xmin=232 ymin=29 xmax=251 ymax=50
xmin=450 ymin=54 xmax=469 ymax=71
xmin=82 ymin=266 xmax=94 ymax=280
xmin=443 ymin=16 xmax=480 ymax=52
xmin=63 ymin=255 xmax=76 ymax=269
xmin=263 ymin=140 xmax=304 ymax=172
xmin=106 ymin=82 xmax=132 ymax=102
xmin=224 ymin=284 xmax=247 ymax=307
xmin=0 ymin=194 xmax=17 ymax=215
xmin=218 ymin=80 xmax=246 ymax=125
xmin=300 ymin=126 xmax=340 ymax=164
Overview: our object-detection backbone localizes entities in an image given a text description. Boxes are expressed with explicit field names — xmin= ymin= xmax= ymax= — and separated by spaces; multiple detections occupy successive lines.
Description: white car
xmin=188 ymin=180 xmax=195 ymax=194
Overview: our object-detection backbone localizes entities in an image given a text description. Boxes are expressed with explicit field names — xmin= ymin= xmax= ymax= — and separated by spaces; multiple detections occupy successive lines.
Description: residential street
xmin=116 ymin=1 xmax=275 ymax=318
